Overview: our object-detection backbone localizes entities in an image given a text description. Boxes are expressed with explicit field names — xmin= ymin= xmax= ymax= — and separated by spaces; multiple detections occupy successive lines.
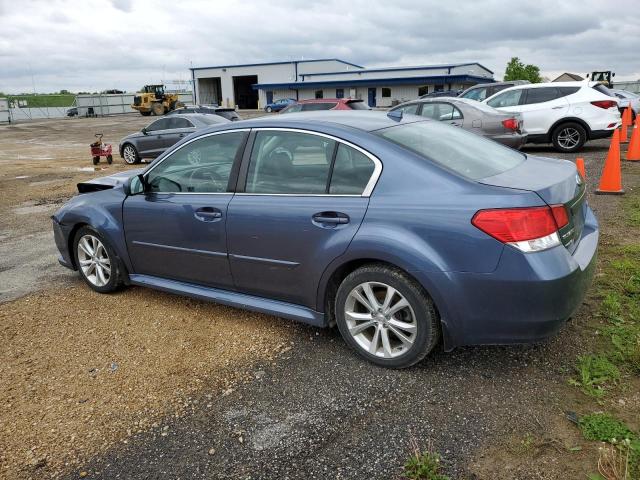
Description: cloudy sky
xmin=1 ymin=0 xmax=639 ymax=94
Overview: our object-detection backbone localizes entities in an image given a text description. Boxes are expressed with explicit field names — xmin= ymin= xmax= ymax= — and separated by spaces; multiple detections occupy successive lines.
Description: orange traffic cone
xmin=621 ymin=108 xmax=631 ymax=143
xmin=575 ymin=157 xmax=586 ymax=179
xmin=627 ymin=115 xmax=640 ymax=162
xmin=595 ymin=129 xmax=624 ymax=195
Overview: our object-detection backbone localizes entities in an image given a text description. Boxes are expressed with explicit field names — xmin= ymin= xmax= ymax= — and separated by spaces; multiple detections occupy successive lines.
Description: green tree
xmin=504 ymin=57 xmax=542 ymax=83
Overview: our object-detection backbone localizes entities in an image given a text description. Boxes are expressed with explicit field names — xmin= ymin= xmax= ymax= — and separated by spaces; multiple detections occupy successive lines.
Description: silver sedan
xmin=389 ymin=97 xmax=527 ymax=149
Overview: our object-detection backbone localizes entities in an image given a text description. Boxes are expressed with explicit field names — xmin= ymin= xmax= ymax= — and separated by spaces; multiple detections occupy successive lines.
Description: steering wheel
xmin=269 ymin=146 xmax=293 ymax=163
xmin=188 ymin=166 xmax=225 ymax=191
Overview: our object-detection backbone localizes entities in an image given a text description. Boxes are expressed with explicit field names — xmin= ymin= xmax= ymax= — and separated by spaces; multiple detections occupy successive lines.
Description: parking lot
xmin=0 ymin=114 xmax=639 ymax=480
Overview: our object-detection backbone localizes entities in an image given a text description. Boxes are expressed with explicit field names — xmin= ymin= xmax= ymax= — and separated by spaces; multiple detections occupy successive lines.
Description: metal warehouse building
xmin=191 ymin=58 xmax=494 ymax=109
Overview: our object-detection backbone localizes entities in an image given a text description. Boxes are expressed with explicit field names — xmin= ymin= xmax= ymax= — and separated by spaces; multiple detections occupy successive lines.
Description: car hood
xmin=120 ymin=131 xmax=143 ymax=142
xmin=77 ymin=168 xmax=144 ymax=193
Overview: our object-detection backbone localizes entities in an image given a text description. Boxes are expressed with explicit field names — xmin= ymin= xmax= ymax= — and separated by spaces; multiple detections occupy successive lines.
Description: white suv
xmin=483 ymin=81 xmax=620 ymax=152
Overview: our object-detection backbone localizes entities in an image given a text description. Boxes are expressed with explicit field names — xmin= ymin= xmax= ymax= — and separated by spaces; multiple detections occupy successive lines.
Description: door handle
xmin=312 ymin=211 xmax=350 ymax=226
xmin=552 ymin=106 xmax=564 ymax=110
xmin=194 ymin=207 xmax=222 ymax=222
xmin=178 ymin=133 xmax=185 ymax=138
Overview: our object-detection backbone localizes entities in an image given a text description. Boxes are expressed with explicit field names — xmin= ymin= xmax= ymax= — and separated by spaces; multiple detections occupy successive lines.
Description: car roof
xmin=202 ymin=110 xmax=426 ymax=133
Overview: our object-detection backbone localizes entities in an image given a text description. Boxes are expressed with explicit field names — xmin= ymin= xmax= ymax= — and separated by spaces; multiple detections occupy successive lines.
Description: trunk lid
xmin=479 ymin=155 xmax=586 ymax=252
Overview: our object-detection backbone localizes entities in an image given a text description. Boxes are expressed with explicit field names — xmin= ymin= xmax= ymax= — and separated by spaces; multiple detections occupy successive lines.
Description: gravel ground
xmin=0 ymin=114 xmax=637 ymax=479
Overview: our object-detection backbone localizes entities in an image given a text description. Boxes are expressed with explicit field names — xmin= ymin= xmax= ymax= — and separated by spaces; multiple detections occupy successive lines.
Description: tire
xmin=266 ymin=106 xmax=273 ymax=113
xmin=92 ymin=156 xmax=99 ymax=165
xmin=140 ymin=111 xmax=151 ymax=117
xmin=335 ymin=264 xmax=439 ymax=368
xmin=73 ymin=226 xmax=124 ymax=293
xmin=122 ymin=144 xmax=140 ymax=165
xmin=152 ymin=103 xmax=164 ymax=116
xmin=107 ymin=154 xmax=113 ymax=164
xmin=552 ymin=122 xmax=587 ymax=153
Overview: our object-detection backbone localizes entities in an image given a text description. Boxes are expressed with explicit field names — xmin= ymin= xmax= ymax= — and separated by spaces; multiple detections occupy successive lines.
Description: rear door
xmin=515 ymin=87 xmax=569 ymax=135
xmin=226 ymin=128 xmax=380 ymax=308
xmin=165 ymin=117 xmax=197 ymax=148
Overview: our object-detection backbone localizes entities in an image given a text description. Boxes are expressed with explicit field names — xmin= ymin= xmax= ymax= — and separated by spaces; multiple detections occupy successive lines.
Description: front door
xmin=136 ymin=118 xmax=174 ymax=158
xmin=368 ymin=88 xmax=377 ymax=107
xmin=227 ymin=129 xmax=379 ymax=309
xmin=123 ymin=130 xmax=249 ymax=289
xmin=266 ymin=91 xmax=273 ymax=105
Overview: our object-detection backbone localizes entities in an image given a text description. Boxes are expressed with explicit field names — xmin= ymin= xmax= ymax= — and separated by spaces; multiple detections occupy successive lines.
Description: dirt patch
xmin=0 ymin=283 xmax=294 ymax=479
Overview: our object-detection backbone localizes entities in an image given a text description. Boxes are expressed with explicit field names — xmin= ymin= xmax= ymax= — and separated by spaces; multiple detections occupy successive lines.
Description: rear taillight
xmin=591 ymin=100 xmax=617 ymax=109
xmin=501 ymin=118 xmax=519 ymax=131
xmin=472 ymin=205 xmax=569 ymax=252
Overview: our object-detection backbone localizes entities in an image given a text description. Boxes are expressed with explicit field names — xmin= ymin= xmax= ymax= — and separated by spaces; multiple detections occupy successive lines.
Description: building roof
xmin=252 ymin=74 xmax=494 ymax=90
xmin=300 ymin=62 xmax=494 ymax=77
xmin=552 ymin=72 xmax=584 ymax=82
xmin=190 ymin=58 xmax=364 ymax=71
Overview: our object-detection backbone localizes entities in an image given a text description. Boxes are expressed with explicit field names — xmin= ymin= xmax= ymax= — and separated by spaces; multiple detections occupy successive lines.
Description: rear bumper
xmin=492 ymin=133 xmax=528 ymax=149
xmin=590 ymin=128 xmax=616 ymax=140
xmin=416 ymin=206 xmax=599 ymax=349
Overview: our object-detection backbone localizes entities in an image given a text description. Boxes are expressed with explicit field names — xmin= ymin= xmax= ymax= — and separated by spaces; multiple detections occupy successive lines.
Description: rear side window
xmin=376 ymin=121 xmax=525 ymax=180
xmin=301 ymin=103 xmax=338 ymax=111
xmin=329 ymin=144 xmax=375 ymax=194
xmin=282 ymin=104 xmax=302 ymax=113
xmin=487 ymin=89 xmax=523 ymax=108
xmin=168 ymin=117 xmax=194 ymax=128
xmin=522 ymin=87 xmax=560 ymax=105
xmin=146 ymin=118 xmax=170 ymax=131
xmin=557 ymin=87 xmax=580 ymax=97
xmin=420 ymin=103 xmax=462 ymax=121
xmin=245 ymin=131 xmax=336 ymax=194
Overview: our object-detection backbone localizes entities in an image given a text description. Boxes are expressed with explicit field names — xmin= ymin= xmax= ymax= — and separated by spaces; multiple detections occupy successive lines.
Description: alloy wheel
xmin=77 ymin=234 xmax=111 ymax=287
xmin=123 ymin=145 xmax=137 ymax=164
xmin=344 ymin=281 xmax=417 ymax=358
xmin=557 ymin=127 xmax=581 ymax=149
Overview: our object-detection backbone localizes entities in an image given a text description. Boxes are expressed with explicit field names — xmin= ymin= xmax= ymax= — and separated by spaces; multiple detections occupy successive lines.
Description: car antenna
xmin=387 ymin=109 xmax=403 ymax=121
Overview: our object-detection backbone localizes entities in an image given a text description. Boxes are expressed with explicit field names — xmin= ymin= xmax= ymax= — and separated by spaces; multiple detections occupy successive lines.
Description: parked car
xmin=54 ymin=111 xmax=597 ymax=368
xmin=419 ymin=89 xmax=463 ymax=99
xmin=484 ymin=81 xmax=620 ymax=152
xmin=66 ymin=107 xmax=78 ymax=117
xmin=459 ymin=80 xmax=530 ymax=102
xmin=389 ymin=97 xmax=526 ymax=149
xmin=168 ymin=104 xmax=241 ymax=121
xmin=118 ymin=113 xmax=229 ymax=164
xmin=280 ymin=98 xmax=370 ymax=113
xmin=264 ymin=98 xmax=296 ymax=113
xmin=611 ymin=89 xmax=639 ymax=119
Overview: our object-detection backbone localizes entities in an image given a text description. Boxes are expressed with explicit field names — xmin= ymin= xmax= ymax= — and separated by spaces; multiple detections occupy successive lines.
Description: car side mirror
xmin=125 ymin=174 xmax=146 ymax=196
xmin=141 ymin=127 xmax=148 ymax=135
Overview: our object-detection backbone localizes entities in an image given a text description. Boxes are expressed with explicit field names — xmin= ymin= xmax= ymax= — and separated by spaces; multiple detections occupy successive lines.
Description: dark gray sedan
xmin=119 ymin=114 xmax=229 ymax=164
xmin=389 ymin=97 xmax=527 ymax=149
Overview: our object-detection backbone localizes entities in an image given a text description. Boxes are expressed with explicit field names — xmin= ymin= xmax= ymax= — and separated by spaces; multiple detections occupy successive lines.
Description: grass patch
xmin=579 ymin=413 xmax=634 ymax=442
xmin=403 ymin=441 xmax=450 ymax=480
xmin=570 ymin=354 xmax=620 ymax=397
xmin=8 ymin=94 xmax=76 ymax=108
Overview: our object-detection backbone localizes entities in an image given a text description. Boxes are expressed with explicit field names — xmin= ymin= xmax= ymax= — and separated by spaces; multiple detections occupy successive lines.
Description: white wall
xmin=0 ymin=98 xmax=9 ymax=123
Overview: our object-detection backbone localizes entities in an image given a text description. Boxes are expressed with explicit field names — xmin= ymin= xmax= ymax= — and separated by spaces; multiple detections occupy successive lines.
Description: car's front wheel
xmin=74 ymin=227 xmax=123 ymax=293
xmin=552 ymin=122 xmax=587 ymax=153
xmin=266 ymin=106 xmax=273 ymax=113
xmin=335 ymin=264 xmax=439 ymax=368
xmin=122 ymin=144 xmax=140 ymax=164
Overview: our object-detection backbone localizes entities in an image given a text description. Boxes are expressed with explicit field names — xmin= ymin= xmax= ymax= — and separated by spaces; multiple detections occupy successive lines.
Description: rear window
xmin=347 ymin=100 xmax=369 ymax=110
xmin=592 ymin=84 xmax=614 ymax=97
xmin=301 ymin=103 xmax=338 ymax=111
xmin=199 ymin=115 xmax=226 ymax=125
xmin=375 ymin=121 xmax=525 ymax=180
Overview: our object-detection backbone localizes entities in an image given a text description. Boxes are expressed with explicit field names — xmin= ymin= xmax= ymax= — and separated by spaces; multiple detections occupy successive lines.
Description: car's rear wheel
xmin=552 ymin=122 xmax=586 ymax=153
xmin=74 ymin=227 xmax=123 ymax=293
xmin=122 ymin=144 xmax=140 ymax=164
xmin=335 ymin=264 xmax=439 ymax=368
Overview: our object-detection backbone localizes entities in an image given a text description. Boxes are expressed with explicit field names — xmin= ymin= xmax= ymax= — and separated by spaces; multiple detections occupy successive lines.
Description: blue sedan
xmin=264 ymin=98 xmax=296 ymax=113
xmin=52 ymin=111 xmax=598 ymax=368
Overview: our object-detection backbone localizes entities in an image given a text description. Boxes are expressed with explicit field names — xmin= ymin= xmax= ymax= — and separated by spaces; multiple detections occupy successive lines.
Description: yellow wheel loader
xmin=131 ymin=84 xmax=181 ymax=116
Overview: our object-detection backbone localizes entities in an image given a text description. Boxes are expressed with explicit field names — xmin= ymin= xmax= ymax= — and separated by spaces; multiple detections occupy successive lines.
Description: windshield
xmin=348 ymin=100 xmax=370 ymax=110
xmin=460 ymin=87 xmax=486 ymax=101
xmin=375 ymin=121 xmax=525 ymax=180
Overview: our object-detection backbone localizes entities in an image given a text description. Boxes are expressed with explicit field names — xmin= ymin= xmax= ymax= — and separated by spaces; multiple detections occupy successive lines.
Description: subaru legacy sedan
xmin=52 ymin=111 xmax=598 ymax=368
